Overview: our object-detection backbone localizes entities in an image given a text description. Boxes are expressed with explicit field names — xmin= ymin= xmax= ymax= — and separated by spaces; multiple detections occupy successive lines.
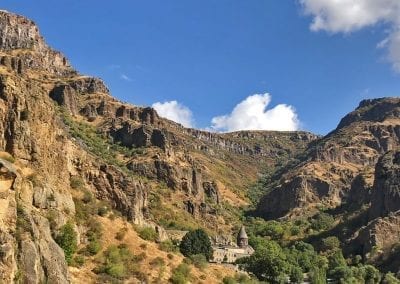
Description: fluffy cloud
xmin=300 ymin=0 xmax=400 ymax=71
xmin=211 ymin=93 xmax=300 ymax=132
xmin=152 ymin=100 xmax=194 ymax=128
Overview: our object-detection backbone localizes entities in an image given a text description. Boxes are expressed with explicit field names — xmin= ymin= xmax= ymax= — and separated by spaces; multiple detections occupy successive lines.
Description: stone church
xmin=211 ymin=226 xmax=254 ymax=263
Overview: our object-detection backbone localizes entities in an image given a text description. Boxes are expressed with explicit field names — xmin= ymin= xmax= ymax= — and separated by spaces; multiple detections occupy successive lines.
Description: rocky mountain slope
xmin=0 ymin=10 xmax=317 ymax=283
xmin=257 ymin=97 xmax=400 ymax=219
xmin=256 ymin=97 xmax=400 ymax=272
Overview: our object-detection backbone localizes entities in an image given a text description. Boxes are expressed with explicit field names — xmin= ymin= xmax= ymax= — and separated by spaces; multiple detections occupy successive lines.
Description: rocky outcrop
xmin=0 ymin=10 xmax=74 ymax=76
xmin=49 ymin=85 xmax=79 ymax=115
xmin=349 ymin=211 xmax=400 ymax=267
xmin=333 ymin=151 xmax=400 ymax=267
xmin=110 ymin=124 xmax=167 ymax=149
xmin=369 ymin=150 xmax=400 ymax=220
xmin=203 ymin=181 xmax=220 ymax=204
xmin=83 ymin=164 xmax=147 ymax=224
xmin=347 ymin=173 xmax=373 ymax=208
xmin=0 ymin=159 xmax=18 ymax=283
xmin=337 ymin=98 xmax=400 ymax=130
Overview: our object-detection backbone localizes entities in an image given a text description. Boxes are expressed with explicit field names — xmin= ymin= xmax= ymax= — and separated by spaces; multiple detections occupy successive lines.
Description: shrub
xmin=383 ymin=273 xmax=400 ymax=284
xmin=95 ymin=244 xmax=138 ymax=280
xmin=115 ymin=227 xmax=128 ymax=241
xmin=86 ymin=239 xmax=101 ymax=255
xmin=135 ymin=252 xmax=147 ymax=262
xmin=321 ymin=236 xmax=341 ymax=251
xmin=189 ymin=254 xmax=208 ymax=270
xmin=55 ymin=222 xmax=78 ymax=265
xmin=290 ymin=226 xmax=301 ymax=236
xmin=150 ymin=256 xmax=165 ymax=267
xmin=179 ymin=229 xmax=213 ymax=260
xmin=222 ymin=276 xmax=236 ymax=284
xmin=82 ymin=190 xmax=93 ymax=204
xmin=311 ymin=213 xmax=334 ymax=231
xmin=159 ymin=240 xmax=178 ymax=252
xmin=170 ymin=263 xmax=191 ymax=284
xmin=72 ymin=255 xmax=85 ymax=267
xmin=97 ymin=205 xmax=109 ymax=217
xmin=138 ymin=227 xmax=158 ymax=242
xmin=363 ymin=265 xmax=381 ymax=283
xmin=106 ymin=263 xmax=126 ymax=278
xmin=70 ymin=176 xmax=84 ymax=189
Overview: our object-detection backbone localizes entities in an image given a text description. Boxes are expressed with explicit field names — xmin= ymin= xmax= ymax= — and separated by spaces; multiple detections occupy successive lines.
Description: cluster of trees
xmin=237 ymin=216 xmax=400 ymax=283
xmin=238 ymin=239 xmax=398 ymax=283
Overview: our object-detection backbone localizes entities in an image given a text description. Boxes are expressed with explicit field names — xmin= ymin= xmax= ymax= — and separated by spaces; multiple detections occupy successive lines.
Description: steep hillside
xmin=257 ymin=97 xmax=400 ymax=219
xmin=0 ymin=10 xmax=317 ymax=283
xmin=253 ymin=97 xmax=400 ymax=276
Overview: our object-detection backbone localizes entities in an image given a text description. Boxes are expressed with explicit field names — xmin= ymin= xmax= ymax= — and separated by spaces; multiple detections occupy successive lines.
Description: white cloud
xmin=211 ymin=93 xmax=300 ymax=132
xmin=300 ymin=0 xmax=400 ymax=71
xmin=120 ymin=74 xmax=132 ymax=81
xmin=152 ymin=100 xmax=194 ymax=128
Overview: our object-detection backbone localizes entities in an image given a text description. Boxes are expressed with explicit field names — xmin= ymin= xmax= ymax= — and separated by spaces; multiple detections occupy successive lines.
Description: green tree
xmin=321 ymin=236 xmax=341 ymax=251
xmin=311 ymin=212 xmax=334 ymax=231
xmin=309 ymin=267 xmax=327 ymax=284
xmin=289 ymin=265 xmax=304 ymax=283
xmin=238 ymin=240 xmax=289 ymax=283
xmin=330 ymin=266 xmax=353 ymax=283
xmin=179 ymin=229 xmax=213 ymax=260
xmin=259 ymin=221 xmax=284 ymax=240
xmin=383 ymin=273 xmax=400 ymax=284
xmin=55 ymin=222 xmax=78 ymax=265
xmin=363 ymin=265 xmax=381 ymax=283
xmin=328 ymin=250 xmax=347 ymax=273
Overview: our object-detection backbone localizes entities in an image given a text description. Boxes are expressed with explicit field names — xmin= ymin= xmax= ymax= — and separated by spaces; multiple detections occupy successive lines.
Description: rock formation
xmin=257 ymin=98 xmax=400 ymax=219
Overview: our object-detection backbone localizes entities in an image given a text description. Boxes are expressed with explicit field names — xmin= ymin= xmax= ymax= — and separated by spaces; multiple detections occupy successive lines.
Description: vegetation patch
xmin=94 ymin=244 xmax=146 ymax=281
xmin=169 ymin=262 xmax=192 ymax=284
xmin=55 ymin=222 xmax=78 ymax=265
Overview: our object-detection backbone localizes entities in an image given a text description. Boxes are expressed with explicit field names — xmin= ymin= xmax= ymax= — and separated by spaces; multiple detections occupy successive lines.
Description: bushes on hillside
xmin=138 ymin=227 xmax=158 ymax=241
xmin=55 ymin=222 xmax=78 ymax=265
xmin=170 ymin=263 xmax=192 ymax=284
xmin=311 ymin=212 xmax=334 ymax=231
xmin=94 ymin=244 xmax=146 ymax=281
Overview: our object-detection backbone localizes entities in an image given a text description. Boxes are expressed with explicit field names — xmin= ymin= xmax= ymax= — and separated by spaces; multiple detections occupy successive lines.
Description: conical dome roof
xmin=238 ymin=226 xmax=248 ymax=239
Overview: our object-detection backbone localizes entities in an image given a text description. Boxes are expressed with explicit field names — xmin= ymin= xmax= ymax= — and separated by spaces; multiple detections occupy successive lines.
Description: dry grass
xmin=69 ymin=216 xmax=236 ymax=283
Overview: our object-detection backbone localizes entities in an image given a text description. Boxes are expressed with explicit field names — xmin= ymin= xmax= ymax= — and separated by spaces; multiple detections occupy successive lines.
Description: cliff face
xmin=346 ymin=151 xmax=400 ymax=269
xmin=369 ymin=150 xmax=400 ymax=219
xmin=257 ymin=98 xmax=400 ymax=219
xmin=0 ymin=10 xmax=318 ymax=283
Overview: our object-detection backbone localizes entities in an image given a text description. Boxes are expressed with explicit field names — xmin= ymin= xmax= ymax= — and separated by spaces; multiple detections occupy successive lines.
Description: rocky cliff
xmin=257 ymin=97 xmax=400 ymax=219
xmin=345 ymin=150 xmax=400 ymax=271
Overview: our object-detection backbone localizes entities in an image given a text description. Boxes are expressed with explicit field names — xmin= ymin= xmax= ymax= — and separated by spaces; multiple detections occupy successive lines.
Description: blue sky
xmin=2 ymin=1 xmax=400 ymax=134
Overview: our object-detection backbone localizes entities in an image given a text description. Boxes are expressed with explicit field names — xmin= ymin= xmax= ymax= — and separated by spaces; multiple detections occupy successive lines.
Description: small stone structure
xmin=211 ymin=226 xmax=254 ymax=263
